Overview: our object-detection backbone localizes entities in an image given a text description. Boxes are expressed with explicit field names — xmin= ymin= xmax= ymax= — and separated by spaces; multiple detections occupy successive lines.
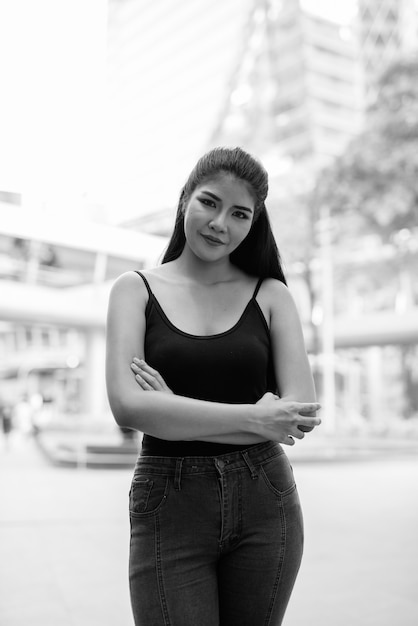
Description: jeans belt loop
xmin=241 ymin=450 xmax=259 ymax=480
xmin=174 ymin=457 xmax=184 ymax=491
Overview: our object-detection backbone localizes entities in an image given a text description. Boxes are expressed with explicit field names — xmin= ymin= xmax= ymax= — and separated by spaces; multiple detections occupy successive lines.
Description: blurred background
xmin=0 ymin=1 xmax=418 ymax=625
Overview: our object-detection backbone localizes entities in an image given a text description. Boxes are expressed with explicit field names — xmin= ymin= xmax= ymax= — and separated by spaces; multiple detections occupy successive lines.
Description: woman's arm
xmin=105 ymin=272 xmax=320 ymax=445
xmin=106 ymin=272 xmax=258 ymax=441
xmin=264 ymin=279 xmax=317 ymax=405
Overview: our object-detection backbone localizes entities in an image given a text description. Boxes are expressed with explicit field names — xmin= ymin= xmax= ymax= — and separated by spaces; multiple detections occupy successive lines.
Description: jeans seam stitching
xmin=260 ymin=466 xmax=297 ymax=497
xmin=264 ymin=500 xmax=287 ymax=625
xmin=155 ymin=513 xmax=171 ymax=625
xmin=129 ymin=478 xmax=169 ymax=518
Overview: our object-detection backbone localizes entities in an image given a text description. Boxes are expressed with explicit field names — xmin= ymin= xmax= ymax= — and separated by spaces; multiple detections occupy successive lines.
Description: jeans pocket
xmin=129 ymin=473 xmax=169 ymax=517
xmin=260 ymin=454 xmax=296 ymax=497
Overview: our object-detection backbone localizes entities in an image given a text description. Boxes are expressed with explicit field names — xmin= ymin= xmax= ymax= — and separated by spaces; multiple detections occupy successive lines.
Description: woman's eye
xmin=234 ymin=210 xmax=250 ymax=220
xmin=200 ymin=198 xmax=216 ymax=208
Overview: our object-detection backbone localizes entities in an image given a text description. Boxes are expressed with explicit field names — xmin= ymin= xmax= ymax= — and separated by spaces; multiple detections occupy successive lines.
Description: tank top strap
xmin=252 ymin=277 xmax=264 ymax=300
xmin=134 ymin=271 xmax=153 ymax=298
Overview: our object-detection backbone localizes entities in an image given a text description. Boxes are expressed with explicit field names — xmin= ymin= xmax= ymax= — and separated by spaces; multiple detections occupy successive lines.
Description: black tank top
xmin=136 ymin=271 xmax=277 ymax=456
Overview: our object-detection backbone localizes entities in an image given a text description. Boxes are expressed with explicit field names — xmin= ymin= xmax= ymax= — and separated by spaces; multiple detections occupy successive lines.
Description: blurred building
xmin=0 ymin=204 xmax=167 ymax=424
xmin=109 ymin=0 xmax=418 ymax=431
xmin=358 ymin=0 xmax=418 ymax=101
xmin=105 ymin=0 xmax=253 ymax=224
xmin=209 ymin=1 xmax=363 ymax=169
xmin=1 ymin=0 xmax=417 ymax=437
xmin=120 ymin=0 xmax=418 ymax=235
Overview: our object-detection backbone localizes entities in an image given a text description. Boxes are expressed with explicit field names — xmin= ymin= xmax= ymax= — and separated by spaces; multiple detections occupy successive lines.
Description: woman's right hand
xmin=254 ymin=392 xmax=321 ymax=445
xmin=130 ymin=358 xmax=173 ymax=394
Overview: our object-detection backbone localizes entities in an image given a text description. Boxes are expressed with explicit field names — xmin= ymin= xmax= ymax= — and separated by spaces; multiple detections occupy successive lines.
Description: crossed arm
xmin=105 ymin=272 xmax=321 ymax=446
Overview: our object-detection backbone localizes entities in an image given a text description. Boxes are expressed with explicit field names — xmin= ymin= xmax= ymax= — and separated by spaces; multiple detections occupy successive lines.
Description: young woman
xmin=106 ymin=147 xmax=321 ymax=626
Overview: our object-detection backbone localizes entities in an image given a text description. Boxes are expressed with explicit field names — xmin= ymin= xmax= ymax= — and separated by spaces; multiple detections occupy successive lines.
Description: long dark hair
xmin=162 ymin=147 xmax=287 ymax=284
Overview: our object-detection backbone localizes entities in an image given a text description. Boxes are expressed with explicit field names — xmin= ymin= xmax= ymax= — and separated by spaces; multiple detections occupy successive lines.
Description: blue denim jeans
xmin=129 ymin=441 xmax=304 ymax=626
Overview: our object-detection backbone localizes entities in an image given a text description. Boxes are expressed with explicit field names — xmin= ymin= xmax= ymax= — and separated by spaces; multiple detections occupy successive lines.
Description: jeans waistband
xmin=134 ymin=440 xmax=283 ymax=477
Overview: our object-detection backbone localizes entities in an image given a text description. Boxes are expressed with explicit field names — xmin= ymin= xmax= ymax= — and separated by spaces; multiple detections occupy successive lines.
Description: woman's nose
xmin=209 ymin=212 xmax=227 ymax=232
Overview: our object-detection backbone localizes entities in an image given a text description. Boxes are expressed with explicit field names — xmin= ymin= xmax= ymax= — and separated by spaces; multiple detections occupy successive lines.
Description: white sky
xmin=0 ymin=0 xmax=359 ymax=222
xmin=0 ymin=0 xmax=107 ymax=215
xmin=301 ymin=0 xmax=358 ymax=24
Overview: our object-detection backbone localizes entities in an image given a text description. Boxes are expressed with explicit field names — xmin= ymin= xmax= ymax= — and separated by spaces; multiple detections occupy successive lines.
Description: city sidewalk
xmin=33 ymin=423 xmax=418 ymax=468
xmin=0 ymin=437 xmax=134 ymax=626
xmin=1 ymin=435 xmax=418 ymax=625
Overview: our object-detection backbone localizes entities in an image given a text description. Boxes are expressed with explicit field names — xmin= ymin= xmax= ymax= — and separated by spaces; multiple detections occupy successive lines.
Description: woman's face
xmin=183 ymin=174 xmax=255 ymax=263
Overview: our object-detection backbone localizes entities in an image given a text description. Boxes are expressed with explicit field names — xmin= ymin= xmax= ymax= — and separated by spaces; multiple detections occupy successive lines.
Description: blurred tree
xmin=311 ymin=56 xmax=418 ymax=419
xmin=313 ymin=56 xmax=418 ymax=243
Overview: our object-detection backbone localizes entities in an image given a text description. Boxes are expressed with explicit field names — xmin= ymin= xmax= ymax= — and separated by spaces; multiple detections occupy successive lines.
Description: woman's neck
xmin=173 ymin=248 xmax=239 ymax=285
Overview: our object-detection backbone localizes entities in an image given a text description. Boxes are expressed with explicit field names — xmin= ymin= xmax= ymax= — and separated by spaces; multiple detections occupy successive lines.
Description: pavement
xmin=1 ymin=433 xmax=418 ymax=626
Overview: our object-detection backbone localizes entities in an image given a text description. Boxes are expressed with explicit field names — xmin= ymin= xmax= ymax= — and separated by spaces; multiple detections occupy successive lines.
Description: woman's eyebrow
xmin=200 ymin=190 xmax=253 ymax=213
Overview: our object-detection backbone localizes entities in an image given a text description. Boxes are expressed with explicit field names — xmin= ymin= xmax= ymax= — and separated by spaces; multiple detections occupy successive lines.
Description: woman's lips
xmin=200 ymin=234 xmax=226 ymax=246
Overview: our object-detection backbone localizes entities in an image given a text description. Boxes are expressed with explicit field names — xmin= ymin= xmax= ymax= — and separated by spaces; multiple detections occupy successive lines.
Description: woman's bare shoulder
xmin=259 ymin=277 xmax=292 ymax=302
xmin=109 ymin=270 xmax=149 ymax=302
xmin=111 ymin=269 xmax=145 ymax=287
xmin=257 ymin=278 xmax=298 ymax=322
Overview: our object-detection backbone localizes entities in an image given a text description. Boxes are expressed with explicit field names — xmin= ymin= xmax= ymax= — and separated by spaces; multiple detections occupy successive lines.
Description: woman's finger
xmin=282 ymin=436 xmax=295 ymax=446
xmin=292 ymin=428 xmax=305 ymax=440
xmin=296 ymin=402 xmax=321 ymax=415
xmin=134 ymin=374 xmax=153 ymax=391
xmin=131 ymin=359 xmax=173 ymax=394
xmin=134 ymin=366 xmax=163 ymax=390
xmin=134 ymin=358 xmax=160 ymax=377
xmin=133 ymin=359 xmax=165 ymax=384
xmin=297 ymin=415 xmax=321 ymax=429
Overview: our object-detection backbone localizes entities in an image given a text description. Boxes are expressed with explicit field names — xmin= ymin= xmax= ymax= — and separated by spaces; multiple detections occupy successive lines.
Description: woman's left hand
xmin=130 ymin=358 xmax=173 ymax=393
